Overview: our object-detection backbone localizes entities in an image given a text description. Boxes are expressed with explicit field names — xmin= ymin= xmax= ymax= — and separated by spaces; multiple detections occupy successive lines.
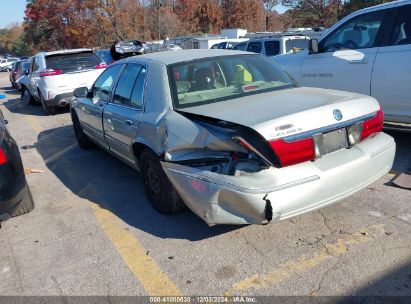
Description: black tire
xmin=12 ymin=186 xmax=34 ymax=217
xmin=71 ymin=111 xmax=96 ymax=149
xmin=140 ymin=149 xmax=185 ymax=214
xmin=21 ymin=87 xmax=34 ymax=105
xmin=39 ymin=91 xmax=56 ymax=115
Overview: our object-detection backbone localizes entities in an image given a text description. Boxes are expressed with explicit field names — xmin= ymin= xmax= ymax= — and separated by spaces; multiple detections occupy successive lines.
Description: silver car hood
xmin=176 ymin=87 xmax=380 ymax=140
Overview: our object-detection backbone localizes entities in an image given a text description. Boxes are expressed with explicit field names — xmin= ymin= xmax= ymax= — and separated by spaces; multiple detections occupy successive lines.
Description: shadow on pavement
xmin=1 ymin=97 xmax=69 ymax=116
xmin=385 ymin=130 xmax=411 ymax=174
xmin=0 ymin=85 xmax=18 ymax=95
xmin=334 ymin=260 xmax=411 ymax=303
xmin=35 ymin=124 xmax=242 ymax=241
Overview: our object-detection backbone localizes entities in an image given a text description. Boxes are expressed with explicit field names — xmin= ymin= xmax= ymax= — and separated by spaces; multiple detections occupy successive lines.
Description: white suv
xmin=0 ymin=58 xmax=19 ymax=72
xmin=20 ymin=49 xmax=106 ymax=115
xmin=233 ymin=36 xmax=310 ymax=57
xmin=273 ymin=0 xmax=411 ymax=126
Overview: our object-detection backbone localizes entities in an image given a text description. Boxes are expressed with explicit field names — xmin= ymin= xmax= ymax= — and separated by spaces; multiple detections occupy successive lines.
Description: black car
xmin=0 ymin=110 xmax=33 ymax=225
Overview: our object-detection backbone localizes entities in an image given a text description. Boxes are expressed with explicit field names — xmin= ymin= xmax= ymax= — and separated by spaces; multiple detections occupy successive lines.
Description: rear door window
xmin=264 ymin=41 xmax=280 ymax=56
xmin=112 ymin=64 xmax=142 ymax=105
xmin=45 ymin=52 xmax=102 ymax=73
xmin=130 ymin=67 xmax=147 ymax=109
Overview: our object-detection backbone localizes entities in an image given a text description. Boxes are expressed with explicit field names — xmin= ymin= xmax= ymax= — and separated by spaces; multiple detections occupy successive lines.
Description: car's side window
xmin=247 ymin=42 xmax=262 ymax=54
xmin=112 ymin=64 xmax=141 ymax=105
xmin=130 ymin=66 xmax=147 ymax=109
xmin=389 ymin=5 xmax=411 ymax=46
xmin=233 ymin=43 xmax=246 ymax=51
xmin=92 ymin=64 xmax=122 ymax=102
xmin=32 ymin=57 xmax=40 ymax=71
xmin=320 ymin=10 xmax=386 ymax=52
xmin=265 ymin=41 xmax=280 ymax=56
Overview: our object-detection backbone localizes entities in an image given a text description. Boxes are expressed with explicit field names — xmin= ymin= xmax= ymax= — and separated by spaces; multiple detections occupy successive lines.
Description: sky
xmin=0 ymin=0 xmax=288 ymax=29
xmin=0 ymin=0 xmax=27 ymax=28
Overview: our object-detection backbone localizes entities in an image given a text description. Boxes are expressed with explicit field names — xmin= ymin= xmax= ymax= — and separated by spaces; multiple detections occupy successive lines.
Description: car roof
xmin=38 ymin=48 xmax=93 ymax=57
xmin=347 ymin=0 xmax=410 ymax=15
xmin=120 ymin=49 xmax=255 ymax=65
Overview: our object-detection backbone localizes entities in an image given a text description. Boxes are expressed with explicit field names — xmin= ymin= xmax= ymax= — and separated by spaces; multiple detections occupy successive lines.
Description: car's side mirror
xmin=73 ymin=87 xmax=89 ymax=98
xmin=309 ymin=39 xmax=319 ymax=54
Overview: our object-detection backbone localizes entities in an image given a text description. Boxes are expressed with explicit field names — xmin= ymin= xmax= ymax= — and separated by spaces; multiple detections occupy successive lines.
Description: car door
xmin=371 ymin=5 xmax=411 ymax=123
xmin=29 ymin=56 xmax=41 ymax=99
xmin=300 ymin=9 xmax=389 ymax=95
xmin=103 ymin=64 xmax=146 ymax=164
xmin=80 ymin=64 xmax=122 ymax=148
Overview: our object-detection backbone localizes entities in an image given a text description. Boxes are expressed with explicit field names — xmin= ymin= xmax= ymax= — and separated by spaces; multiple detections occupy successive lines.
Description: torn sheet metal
xmin=163 ymin=111 xmax=246 ymax=162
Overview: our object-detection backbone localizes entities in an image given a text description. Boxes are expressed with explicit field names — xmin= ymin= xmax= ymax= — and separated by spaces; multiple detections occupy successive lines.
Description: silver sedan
xmin=71 ymin=50 xmax=395 ymax=225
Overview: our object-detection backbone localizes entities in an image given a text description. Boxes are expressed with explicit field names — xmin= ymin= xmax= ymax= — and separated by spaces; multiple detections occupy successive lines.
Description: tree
xmin=0 ymin=23 xmax=29 ymax=55
xmin=282 ymin=0 xmax=340 ymax=27
xmin=264 ymin=0 xmax=280 ymax=30
xmin=221 ymin=0 xmax=265 ymax=32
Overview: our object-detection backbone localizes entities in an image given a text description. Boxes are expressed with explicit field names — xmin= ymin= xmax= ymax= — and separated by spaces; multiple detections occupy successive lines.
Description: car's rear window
xmin=168 ymin=54 xmax=295 ymax=109
xmin=45 ymin=52 xmax=102 ymax=73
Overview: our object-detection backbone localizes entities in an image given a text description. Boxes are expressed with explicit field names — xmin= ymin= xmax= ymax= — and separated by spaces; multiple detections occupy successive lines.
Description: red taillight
xmin=269 ymin=137 xmax=315 ymax=167
xmin=95 ymin=62 xmax=108 ymax=69
xmin=0 ymin=147 xmax=7 ymax=165
xmin=361 ymin=108 xmax=384 ymax=140
xmin=39 ymin=69 xmax=62 ymax=77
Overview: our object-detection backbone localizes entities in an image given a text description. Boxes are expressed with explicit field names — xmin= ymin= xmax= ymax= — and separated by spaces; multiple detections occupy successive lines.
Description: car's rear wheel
xmin=140 ymin=149 xmax=185 ymax=214
xmin=12 ymin=185 xmax=34 ymax=217
xmin=39 ymin=91 xmax=56 ymax=115
xmin=72 ymin=112 xmax=95 ymax=149
xmin=21 ymin=87 xmax=34 ymax=105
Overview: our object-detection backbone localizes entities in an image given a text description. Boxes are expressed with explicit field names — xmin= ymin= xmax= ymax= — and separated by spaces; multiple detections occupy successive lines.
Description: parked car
xmin=19 ymin=48 xmax=106 ymax=115
xmin=9 ymin=60 xmax=30 ymax=90
xmin=273 ymin=0 xmax=411 ymax=126
xmin=110 ymin=40 xmax=145 ymax=61
xmin=233 ymin=36 xmax=310 ymax=57
xmin=0 ymin=110 xmax=34 ymax=225
xmin=0 ymin=57 xmax=19 ymax=72
xmin=70 ymin=50 xmax=395 ymax=226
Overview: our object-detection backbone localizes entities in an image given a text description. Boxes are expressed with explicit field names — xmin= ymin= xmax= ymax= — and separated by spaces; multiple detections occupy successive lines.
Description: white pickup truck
xmin=273 ymin=0 xmax=411 ymax=126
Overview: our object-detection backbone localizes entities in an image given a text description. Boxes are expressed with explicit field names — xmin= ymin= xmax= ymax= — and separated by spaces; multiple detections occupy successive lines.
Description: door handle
xmin=349 ymin=60 xmax=367 ymax=64
xmin=125 ymin=120 xmax=133 ymax=126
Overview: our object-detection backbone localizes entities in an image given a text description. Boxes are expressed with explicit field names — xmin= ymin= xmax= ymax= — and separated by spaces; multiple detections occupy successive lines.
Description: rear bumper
xmin=162 ymin=132 xmax=396 ymax=226
xmin=45 ymin=92 xmax=74 ymax=107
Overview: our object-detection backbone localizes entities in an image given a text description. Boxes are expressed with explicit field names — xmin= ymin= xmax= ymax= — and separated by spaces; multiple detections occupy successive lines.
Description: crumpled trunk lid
xmin=175 ymin=87 xmax=380 ymax=141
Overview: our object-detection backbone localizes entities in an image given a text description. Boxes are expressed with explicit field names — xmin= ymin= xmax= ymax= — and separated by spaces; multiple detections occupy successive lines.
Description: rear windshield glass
xmin=96 ymin=50 xmax=113 ymax=64
xmin=169 ymin=54 xmax=295 ymax=109
xmin=45 ymin=52 xmax=101 ymax=73
xmin=285 ymin=38 xmax=309 ymax=52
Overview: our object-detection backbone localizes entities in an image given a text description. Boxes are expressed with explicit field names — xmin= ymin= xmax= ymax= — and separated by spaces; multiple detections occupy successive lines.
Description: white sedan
xmin=70 ymin=50 xmax=395 ymax=225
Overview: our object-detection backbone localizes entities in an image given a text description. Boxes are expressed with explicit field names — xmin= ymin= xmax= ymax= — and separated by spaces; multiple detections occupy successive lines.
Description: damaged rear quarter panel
xmin=161 ymin=161 xmax=320 ymax=225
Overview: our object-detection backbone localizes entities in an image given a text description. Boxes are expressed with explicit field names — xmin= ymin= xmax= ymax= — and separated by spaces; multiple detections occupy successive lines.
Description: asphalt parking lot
xmin=0 ymin=72 xmax=410 ymax=298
